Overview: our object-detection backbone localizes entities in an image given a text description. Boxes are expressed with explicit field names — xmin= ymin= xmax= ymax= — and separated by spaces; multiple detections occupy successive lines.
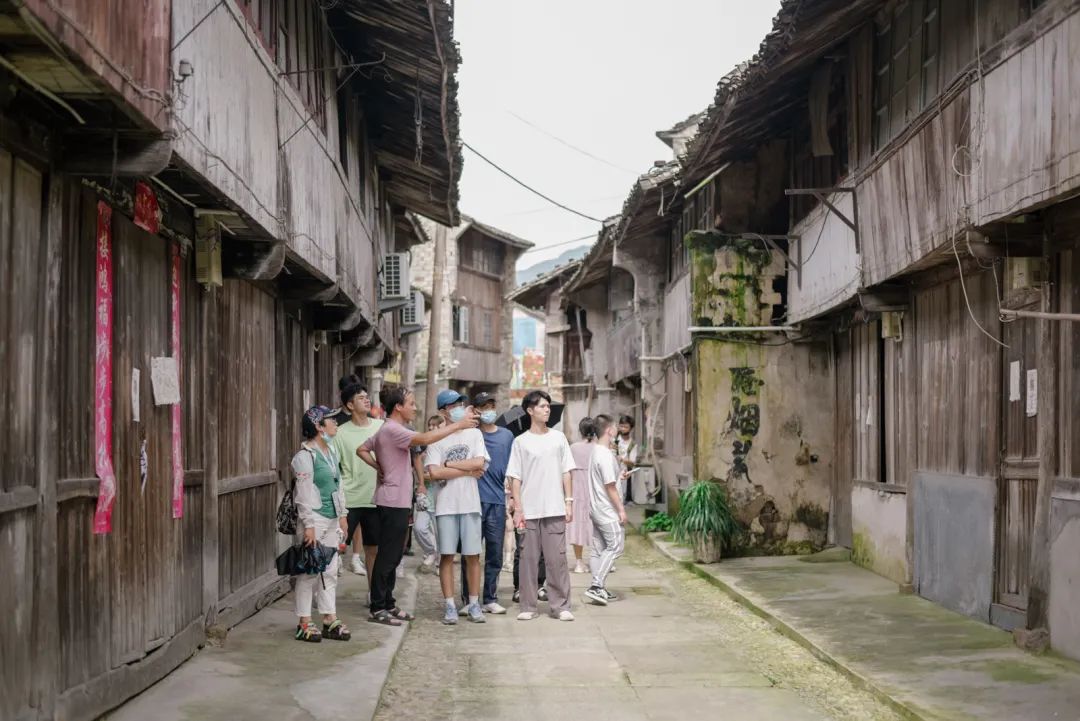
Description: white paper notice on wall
xmin=150 ymin=356 xmax=181 ymax=406
xmin=1026 ymin=369 xmax=1038 ymax=417
xmin=865 ymin=395 xmax=874 ymax=427
xmin=1009 ymin=361 xmax=1021 ymax=402
xmin=132 ymin=368 xmax=141 ymax=423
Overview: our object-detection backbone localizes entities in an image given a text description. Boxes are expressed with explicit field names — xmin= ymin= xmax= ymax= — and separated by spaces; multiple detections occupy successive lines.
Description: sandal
xmin=368 ymin=610 xmax=403 ymax=627
xmin=295 ymin=622 xmax=322 ymax=642
xmin=389 ymin=607 xmax=415 ymax=622
xmin=323 ymin=619 xmax=351 ymax=641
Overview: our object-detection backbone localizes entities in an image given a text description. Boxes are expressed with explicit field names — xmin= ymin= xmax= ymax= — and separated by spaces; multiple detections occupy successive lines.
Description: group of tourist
xmin=287 ymin=379 xmax=638 ymax=642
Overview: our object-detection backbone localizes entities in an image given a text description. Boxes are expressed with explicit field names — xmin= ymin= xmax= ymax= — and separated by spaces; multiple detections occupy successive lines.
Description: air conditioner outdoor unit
xmin=401 ymin=290 xmax=425 ymax=328
xmin=380 ymin=252 xmax=410 ymax=301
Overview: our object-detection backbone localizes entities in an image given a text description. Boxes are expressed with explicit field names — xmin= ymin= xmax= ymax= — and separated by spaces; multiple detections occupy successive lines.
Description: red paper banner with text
xmin=134 ymin=181 xmax=161 ymax=234
xmin=93 ymin=201 xmax=117 ymax=534
xmin=170 ymin=243 xmax=184 ymax=518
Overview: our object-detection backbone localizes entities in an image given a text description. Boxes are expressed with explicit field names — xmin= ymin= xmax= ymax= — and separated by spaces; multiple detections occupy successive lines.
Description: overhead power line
xmin=520 ymin=233 xmax=597 ymax=256
xmin=462 ymin=141 xmax=604 ymax=223
xmin=507 ymin=111 xmax=640 ymax=175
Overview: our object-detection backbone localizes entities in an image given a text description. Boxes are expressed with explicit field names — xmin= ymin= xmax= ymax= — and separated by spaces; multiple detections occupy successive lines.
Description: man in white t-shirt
xmin=508 ymin=390 xmax=577 ymax=622
xmin=425 ymin=390 xmax=490 ymax=625
xmin=583 ymin=414 xmax=628 ymax=606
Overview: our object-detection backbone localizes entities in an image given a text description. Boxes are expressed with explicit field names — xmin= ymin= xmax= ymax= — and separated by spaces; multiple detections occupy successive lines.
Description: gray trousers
xmin=590 ymin=518 xmax=625 ymax=590
xmin=520 ymin=516 xmax=571 ymax=615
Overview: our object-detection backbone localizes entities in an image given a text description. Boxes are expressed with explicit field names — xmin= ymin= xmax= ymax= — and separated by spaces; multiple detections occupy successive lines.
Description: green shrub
xmin=641 ymin=512 xmax=673 ymax=533
xmin=672 ymin=481 xmax=740 ymax=551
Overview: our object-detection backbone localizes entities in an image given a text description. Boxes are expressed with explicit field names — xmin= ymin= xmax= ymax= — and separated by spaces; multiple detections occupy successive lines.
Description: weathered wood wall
xmin=19 ymin=0 xmax=172 ymax=130
xmin=608 ymin=318 xmax=641 ymax=383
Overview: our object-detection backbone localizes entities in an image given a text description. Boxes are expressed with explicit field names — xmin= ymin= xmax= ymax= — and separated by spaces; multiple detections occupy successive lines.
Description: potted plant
xmin=672 ymin=480 xmax=739 ymax=563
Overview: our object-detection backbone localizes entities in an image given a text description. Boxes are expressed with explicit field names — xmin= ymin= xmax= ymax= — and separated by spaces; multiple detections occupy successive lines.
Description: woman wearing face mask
xmin=567 ymin=417 xmax=598 ymax=574
xmin=292 ymin=405 xmax=349 ymax=642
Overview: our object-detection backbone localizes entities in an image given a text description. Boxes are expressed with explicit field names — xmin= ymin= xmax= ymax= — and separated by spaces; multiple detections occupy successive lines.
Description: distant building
xmin=413 ymin=217 xmax=534 ymax=410
xmin=511 ymin=305 xmax=546 ymax=398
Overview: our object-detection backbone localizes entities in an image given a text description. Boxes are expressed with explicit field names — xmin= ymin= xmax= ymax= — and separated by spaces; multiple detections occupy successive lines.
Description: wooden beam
xmin=202 ymin=285 xmax=220 ymax=627
xmin=277 ymin=279 xmax=340 ymax=303
xmin=56 ymin=478 xmax=101 ymax=503
xmin=215 ymin=570 xmax=289 ymax=631
xmin=223 ymin=240 xmax=286 ymax=281
xmin=217 ymin=471 xmax=278 ymax=496
xmin=59 ymin=133 xmax=172 ymax=176
xmin=0 ymin=486 xmax=38 ymax=514
xmin=1026 ymin=233 xmax=1058 ymax=639
xmin=858 ymin=288 xmax=909 ymax=312
xmin=34 ymin=171 xmax=63 ymax=718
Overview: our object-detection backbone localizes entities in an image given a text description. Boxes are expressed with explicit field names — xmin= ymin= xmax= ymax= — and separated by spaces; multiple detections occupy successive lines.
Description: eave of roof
xmin=331 ymin=0 xmax=462 ymax=226
xmin=681 ymin=0 xmax=878 ymax=189
xmin=462 ymin=215 xmax=535 ymax=250
xmin=507 ymin=260 xmax=583 ymax=307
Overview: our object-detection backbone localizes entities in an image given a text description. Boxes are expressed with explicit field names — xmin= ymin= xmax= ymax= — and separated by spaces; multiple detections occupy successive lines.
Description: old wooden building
xmin=0 ymin=1 xmax=461 ymax=718
xmin=412 ymin=216 xmax=533 ymax=412
xmin=503 ymin=0 xmax=1080 ymax=666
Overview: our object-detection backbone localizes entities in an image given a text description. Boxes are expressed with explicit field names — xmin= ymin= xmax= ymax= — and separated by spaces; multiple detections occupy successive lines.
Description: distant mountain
xmin=516 ymin=245 xmax=591 ymax=286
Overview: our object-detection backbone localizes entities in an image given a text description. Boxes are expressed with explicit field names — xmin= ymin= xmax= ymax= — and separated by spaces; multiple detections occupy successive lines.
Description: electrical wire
xmin=519 ymin=233 xmax=597 ymax=256
xmin=507 ymin=111 xmax=640 ymax=175
xmin=462 ymin=142 xmax=605 ymax=223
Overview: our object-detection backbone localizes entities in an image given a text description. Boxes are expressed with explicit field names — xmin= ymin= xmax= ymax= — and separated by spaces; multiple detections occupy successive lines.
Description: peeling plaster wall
xmin=851 ymin=484 xmax=908 ymax=583
xmin=694 ymin=339 xmax=833 ymax=548
xmin=1049 ymin=484 xmax=1080 ymax=662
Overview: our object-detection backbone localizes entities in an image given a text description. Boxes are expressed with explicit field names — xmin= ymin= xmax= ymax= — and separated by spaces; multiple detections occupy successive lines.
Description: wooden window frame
xmin=872 ymin=0 xmax=941 ymax=150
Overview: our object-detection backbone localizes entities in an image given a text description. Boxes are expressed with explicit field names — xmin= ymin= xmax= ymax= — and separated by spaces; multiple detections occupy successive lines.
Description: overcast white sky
xmin=453 ymin=0 xmax=782 ymax=269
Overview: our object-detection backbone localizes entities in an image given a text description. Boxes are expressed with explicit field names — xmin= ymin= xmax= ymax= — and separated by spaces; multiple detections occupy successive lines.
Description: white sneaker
xmin=573 ymin=561 xmax=588 ymax=574
xmin=421 ymin=554 xmax=436 ymax=568
xmin=516 ymin=611 xmax=539 ymax=621
xmin=350 ymin=556 xmax=366 ymax=576
xmin=482 ymin=602 xmax=507 ymax=615
xmin=395 ymin=561 xmax=405 ymax=578
xmin=556 ymin=610 xmax=575 ymax=622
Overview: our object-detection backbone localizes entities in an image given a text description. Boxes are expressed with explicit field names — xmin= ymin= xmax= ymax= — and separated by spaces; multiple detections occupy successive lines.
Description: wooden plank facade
xmin=0 ymin=1 xmax=460 ymax=718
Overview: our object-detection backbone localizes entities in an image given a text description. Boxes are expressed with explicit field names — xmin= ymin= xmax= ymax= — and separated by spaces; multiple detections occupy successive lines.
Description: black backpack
xmin=276 ymin=448 xmax=316 ymax=535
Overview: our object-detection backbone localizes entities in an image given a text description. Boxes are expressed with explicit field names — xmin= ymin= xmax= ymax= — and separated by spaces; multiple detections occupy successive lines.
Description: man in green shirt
xmin=334 ymin=384 xmax=383 ymax=576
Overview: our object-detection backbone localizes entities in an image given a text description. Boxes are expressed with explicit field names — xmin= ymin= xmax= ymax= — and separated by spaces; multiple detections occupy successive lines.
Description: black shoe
xmin=583 ymin=586 xmax=608 ymax=606
xmin=512 ymin=590 xmax=520 ymax=603
xmin=602 ymin=588 xmax=618 ymax=602
xmin=537 ymin=587 xmax=548 ymax=602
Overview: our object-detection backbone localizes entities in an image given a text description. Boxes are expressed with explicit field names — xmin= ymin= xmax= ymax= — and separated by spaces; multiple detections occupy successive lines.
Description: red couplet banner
xmin=93 ymin=201 xmax=116 ymax=534
xmin=170 ymin=243 xmax=184 ymax=519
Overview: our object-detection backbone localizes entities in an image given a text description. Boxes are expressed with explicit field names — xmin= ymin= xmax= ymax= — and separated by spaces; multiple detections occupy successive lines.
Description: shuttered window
xmin=873 ymin=0 xmax=941 ymax=149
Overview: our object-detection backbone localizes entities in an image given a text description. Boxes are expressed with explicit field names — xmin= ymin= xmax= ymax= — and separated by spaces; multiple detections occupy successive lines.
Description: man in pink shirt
xmin=359 ymin=386 xmax=477 ymax=626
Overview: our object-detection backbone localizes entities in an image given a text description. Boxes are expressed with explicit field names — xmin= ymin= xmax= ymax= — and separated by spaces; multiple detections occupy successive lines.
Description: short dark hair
xmin=341 ymin=383 xmax=368 ymax=408
xmin=338 ymin=373 xmax=361 ymax=392
xmin=380 ymin=385 xmax=411 ymax=415
xmin=578 ymin=417 xmax=598 ymax=440
xmin=618 ymin=414 xmax=635 ymax=428
xmin=522 ymin=390 xmax=551 ymax=412
xmin=301 ymin=414 xmax=319 ymax=439
xmin=594 ymin=414 xmax=616 ymax=438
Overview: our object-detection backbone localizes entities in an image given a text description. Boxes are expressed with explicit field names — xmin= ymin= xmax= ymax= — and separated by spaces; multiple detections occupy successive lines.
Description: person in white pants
xmin=583 ymin=414 xmax=628 ymax=607
xmin=292 ymin=405 xmax=350 ymax=642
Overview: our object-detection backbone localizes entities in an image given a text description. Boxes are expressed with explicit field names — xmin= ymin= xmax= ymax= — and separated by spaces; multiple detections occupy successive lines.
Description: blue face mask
xmin=449 ymin=407 xmax=467 ymax=423
xmin=480 ymin=410 xmax=498 ymax=425
xmin=320 ymin=432 xmax=332 ymax=443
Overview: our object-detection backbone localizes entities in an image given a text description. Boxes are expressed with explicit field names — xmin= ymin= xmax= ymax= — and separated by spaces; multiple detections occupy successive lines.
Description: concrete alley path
xmin=374 ymin=533 xmax=902 ymax=721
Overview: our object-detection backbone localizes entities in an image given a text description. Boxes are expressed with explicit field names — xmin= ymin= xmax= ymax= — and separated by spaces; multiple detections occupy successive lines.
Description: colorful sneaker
xmin=584 ymin=586 xmax=608 ymax=606
xmin=442 ymin=603 xmax=459 ymax=625
xmin=482 ymin=602 xmax=507 ymax=615
xmin=467 ymin=603 xmax=486 ymax=623
xmin=295 ymin=622 xmax=322 ymax=642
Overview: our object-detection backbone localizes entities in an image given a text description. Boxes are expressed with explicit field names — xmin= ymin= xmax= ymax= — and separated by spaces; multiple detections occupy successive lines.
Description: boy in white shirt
xmin=425 ymin=390 xmax=490 ymax=625
xmin=584 ymin=414 xmax=628 ymax=606
xmin=508 ymin=391 xmax=577 ymax=622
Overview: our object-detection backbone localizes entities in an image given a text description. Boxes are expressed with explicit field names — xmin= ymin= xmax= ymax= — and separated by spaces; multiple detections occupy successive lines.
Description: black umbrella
xmin=495 ymin=402 xmax=565 ymax=437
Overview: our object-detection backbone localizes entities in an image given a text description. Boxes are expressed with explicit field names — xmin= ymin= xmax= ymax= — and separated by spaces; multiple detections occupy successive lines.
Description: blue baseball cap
xmin=436 ymin=389 xmax=465 ymax=409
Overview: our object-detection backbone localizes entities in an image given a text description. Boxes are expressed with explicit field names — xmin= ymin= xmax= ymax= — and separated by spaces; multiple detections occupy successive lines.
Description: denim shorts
xmin=436 ymin=512 xmax=482 ymax=556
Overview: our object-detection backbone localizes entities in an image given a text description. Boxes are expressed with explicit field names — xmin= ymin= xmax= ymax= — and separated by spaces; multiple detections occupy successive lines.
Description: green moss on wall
xmin=687 ymin=230 xmax=773 ymax=328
